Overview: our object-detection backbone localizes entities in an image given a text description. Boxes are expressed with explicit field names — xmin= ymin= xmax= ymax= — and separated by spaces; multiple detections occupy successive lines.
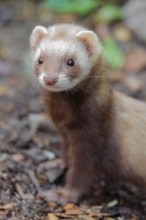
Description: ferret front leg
xmin=59 ymin=143 xmax=98 ymax=204
xmin=38 ymin=143 xmax=98 ymax=205
xmin=61 ymin=140 xmax=70 ymax=168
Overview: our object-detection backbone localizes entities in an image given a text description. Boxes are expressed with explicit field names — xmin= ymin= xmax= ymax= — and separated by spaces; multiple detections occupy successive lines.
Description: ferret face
xmin=34 ymin=38 xmax=91 ymax=92
xmin=30 ymin=24 xmax=102 ymax=92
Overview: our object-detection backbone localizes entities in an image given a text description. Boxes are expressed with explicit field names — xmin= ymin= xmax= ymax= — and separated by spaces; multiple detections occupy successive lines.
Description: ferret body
xmin=30 ymin=24 xmax=146 ymax=203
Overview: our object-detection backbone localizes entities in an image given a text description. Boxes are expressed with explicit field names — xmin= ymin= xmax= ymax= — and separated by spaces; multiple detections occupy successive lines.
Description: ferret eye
xmin=38 ymin=57 xmax=43 ymax=64
xmin=67 ymin=59 xmax=74 ymax=67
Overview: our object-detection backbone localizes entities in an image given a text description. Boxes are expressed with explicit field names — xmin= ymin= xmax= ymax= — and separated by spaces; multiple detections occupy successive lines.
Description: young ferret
xmin=30 ymin=24 xmax=146 ymax=204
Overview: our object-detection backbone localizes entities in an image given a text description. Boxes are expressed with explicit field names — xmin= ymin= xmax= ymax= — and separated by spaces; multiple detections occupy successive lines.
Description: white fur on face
xmin=35 ymin=39 xmax=92 ymax=92
xmin=39 ymin=72 xmax=83 ymax=92
xmin=33 ymin=26 xmax=102 ymax=92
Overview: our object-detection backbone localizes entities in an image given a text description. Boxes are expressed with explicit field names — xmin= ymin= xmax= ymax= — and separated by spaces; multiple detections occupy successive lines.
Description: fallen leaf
xmin=0 ymin=203 xmax=13 ymax=210
xmin=38 ymin=159 xmax=65 ymax=172
xmin=56 ymin=213 xmax=75 ymax=219
xmin=63 ymin=203 xmax=76 ymax=211
xmin=107 ymin=199 xmax=118 ymax=208
xmin=37 ymin=174 xmax=48 ymax=184
xmin=45 ymin=213 xmax=58 ymax=220
xmin=63 ymin=202 xmax=83 ymax=216
xmin=43 ymin=150 xmax=56 ymax=160
xmin=11 ymin=153 xmax=24 ymax=162
xmin=89 ymin=206 xmax=103 ymax=218
xmin=65 ymin=207 xmax=84 ymax=215
xmin=48 ymin=202 xmax=57 ymax=209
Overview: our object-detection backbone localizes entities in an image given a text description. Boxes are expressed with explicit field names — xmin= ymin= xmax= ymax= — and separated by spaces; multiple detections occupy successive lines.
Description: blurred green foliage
xmin=103 ymin=38 xmax=124 ymax=69
xmin=44 ymin=0 xmax=124 ymax=69
xmin=45 ymin=0 xmax=123 ymax=20
xmin=45 ymin=0 xmax=99 ymax=16
xmin=96 ymin=4 xmax=123 ymax=24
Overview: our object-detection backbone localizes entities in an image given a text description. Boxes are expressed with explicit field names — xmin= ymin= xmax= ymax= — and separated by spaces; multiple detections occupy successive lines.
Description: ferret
xmin=30 ymin=24 xmax=146 ymax=204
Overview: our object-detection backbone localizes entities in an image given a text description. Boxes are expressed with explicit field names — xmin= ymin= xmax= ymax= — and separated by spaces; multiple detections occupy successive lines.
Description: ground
xmin=1 ymin=1 xmax=146 ymax=220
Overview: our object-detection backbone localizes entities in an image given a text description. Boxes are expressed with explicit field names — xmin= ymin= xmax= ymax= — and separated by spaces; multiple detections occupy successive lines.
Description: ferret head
xmin=30 ymin=24 xmax=102 ymax=92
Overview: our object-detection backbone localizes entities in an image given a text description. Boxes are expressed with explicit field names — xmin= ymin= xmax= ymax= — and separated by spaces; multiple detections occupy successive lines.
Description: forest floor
xmin=1 ymin=1 xmax=146 ymax=220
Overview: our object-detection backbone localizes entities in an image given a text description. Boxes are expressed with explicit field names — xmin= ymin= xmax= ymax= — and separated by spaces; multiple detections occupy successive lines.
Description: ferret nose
xmin=43 ymin=75 xmax=57 ymax=86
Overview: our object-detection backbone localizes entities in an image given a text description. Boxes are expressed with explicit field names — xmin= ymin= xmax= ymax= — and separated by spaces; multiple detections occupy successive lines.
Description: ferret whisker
xmin=25 ymin=71 xmax=39 ymax=89
xmin=32 ymin=79 xmax=40 ymax=89
xmin=24 ymin=64 xmax=33 ymax=72
xmin=75 ymin=85 xmax=87 ymax=92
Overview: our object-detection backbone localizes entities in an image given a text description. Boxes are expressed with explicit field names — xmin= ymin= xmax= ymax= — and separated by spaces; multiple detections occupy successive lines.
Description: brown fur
xmin=42 ymin=57 xmax=125 ymax=202
xmin=31 ymin=24 xmax=146 ymax=203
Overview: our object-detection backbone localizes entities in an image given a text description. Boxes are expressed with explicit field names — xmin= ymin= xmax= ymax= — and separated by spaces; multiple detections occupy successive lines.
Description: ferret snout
xmin=43 ymin=75 xmax=57 ymax=86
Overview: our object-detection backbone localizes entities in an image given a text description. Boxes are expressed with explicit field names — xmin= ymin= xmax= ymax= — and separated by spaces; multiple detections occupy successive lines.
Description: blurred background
xmin=1 ymin=0 xmax=146 ymax=97
xmin=1 ymin=0 xmax=146 ymax=219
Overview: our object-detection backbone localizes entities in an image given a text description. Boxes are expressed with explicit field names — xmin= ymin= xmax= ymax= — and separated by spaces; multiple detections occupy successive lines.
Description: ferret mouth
xmin=40 ymin=81 xmax=62 ymax=92
xmin=38 ymin=73 xmax=80 ymax=92
xmin=39 ymin=73 xmax=60 ymax=92
xmin=45 ymin=85 xmax=62 ymax=92
xmin=39 ymin=81 xmax=74 ymax=92
xmin=39 ymin=79 xmax=66 ymax=92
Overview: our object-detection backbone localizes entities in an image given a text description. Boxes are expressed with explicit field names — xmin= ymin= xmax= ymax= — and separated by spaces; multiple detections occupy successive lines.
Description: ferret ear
xmin=30 ymin=26 xmax=47 ymax=51
xmin=76 ymin=30 xmax=102 ymax=60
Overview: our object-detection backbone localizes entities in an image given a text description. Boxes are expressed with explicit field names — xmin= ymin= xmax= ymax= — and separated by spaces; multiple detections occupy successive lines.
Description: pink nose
xmin=43 ymin=75 xmax=57 ymax=86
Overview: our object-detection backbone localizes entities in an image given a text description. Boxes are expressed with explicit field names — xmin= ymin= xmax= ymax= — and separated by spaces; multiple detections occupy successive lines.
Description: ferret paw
xmin=58 ymin=187 xmax=80 ymax=205
xmin=38 ymin=187 xmax=80 ymax=205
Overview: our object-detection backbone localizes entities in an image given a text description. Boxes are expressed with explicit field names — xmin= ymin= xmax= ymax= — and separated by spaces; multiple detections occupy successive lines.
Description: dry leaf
xmin=56 ymin=213 xmax=75 ymax=219
xmin=66 ymin=207 xmax=84 ymax=215
xmin=11 ymin=153 xmax=24 ymax=162
xmin=63 ymin=203 xmax=76 ymax=211
xmin=48 ymin=202 xmax=57 ymax=209
xmin=107 ymin=199 xmax=118 ymax=208
xmin=0 ymin=203 xmax=13 ymax=210
xmin=89 ymin=206 xmax=103 ymax=218
xmin=63 ymin=203 xmax=84 ymax=216
xmin=38 ymin=174 xmax=48 ymax=184
xmin=45 ymin=213 xmax=58 ymax=220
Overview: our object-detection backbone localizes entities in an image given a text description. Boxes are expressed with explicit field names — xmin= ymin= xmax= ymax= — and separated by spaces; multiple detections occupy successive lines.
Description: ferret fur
xmin=30 ymin=24 xmax=146 ymax=203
